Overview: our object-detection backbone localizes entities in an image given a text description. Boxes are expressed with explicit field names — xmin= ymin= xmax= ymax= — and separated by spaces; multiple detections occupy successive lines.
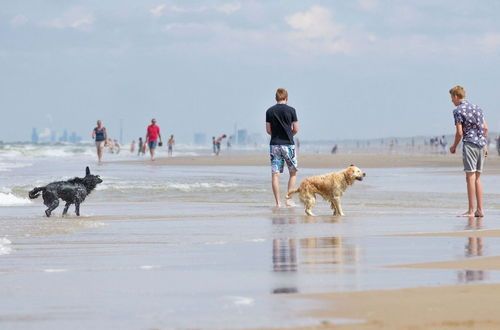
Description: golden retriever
xmin=286 ymin=165 xmax=365 ymax=216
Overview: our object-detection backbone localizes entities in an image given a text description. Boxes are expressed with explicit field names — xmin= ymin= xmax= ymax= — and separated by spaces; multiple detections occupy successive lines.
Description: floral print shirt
xmin=453 ymin=100 xmax=486 ymax=147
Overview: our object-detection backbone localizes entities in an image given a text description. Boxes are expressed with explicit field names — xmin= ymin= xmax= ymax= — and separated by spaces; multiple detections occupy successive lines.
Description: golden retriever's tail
xmin=285 ymin=187 xmax=300 ymax=200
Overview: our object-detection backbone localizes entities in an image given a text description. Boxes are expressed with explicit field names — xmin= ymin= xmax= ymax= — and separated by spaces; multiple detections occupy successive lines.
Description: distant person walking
xmin=146 ymin=118 xmax=162 ymax=161
xmin=449 ymin=86 xmax=489 ymax=217
xmin=167 ymin=134 xmax=175 ymax=157
xmin=214 ymin=135 xmax=227 ymax=156
xmin=130 ymin=140 xmax=136 ymax=153
xmin=137 ymin=137 xmax=144 ymax=156
xmin=212 ymin=136 xmax=216 ymax=154
xmin=92 ymin=120 xmax=107 ymax=163
xmin=265 ymin=88 xmax=298 ymax=208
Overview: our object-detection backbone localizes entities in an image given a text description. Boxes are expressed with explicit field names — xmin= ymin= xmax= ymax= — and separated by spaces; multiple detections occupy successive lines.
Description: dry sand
xmin=123 ymin=153 xmax=500 ymax=172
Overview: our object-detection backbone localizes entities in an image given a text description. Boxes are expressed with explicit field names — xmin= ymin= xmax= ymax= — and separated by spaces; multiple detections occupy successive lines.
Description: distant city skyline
xmin=1 ymin=1 xmax=500 ymax=143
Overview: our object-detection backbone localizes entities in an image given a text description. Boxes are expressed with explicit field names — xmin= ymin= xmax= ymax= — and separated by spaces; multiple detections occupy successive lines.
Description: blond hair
xmin=449 ymin=85 xmax=466 ymax=99
xmin=275 ymin=88 xmax=288 ymax=102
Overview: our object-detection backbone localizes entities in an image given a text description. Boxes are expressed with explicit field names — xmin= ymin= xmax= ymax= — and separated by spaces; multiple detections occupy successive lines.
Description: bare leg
xmin=271 ymin=173 xmax=281 ymax=207
xmin=459 ymin=172 xmax=476 ymax=217
xmin=97 ymin=145 xmax=103 ymax=163
xmin=150 ymin=147 xmax=155 ymax=161
xmin=475 ymin=172 xmax=484 ymax=217
xmin=285 ymin=170 xmax=297 ymax=207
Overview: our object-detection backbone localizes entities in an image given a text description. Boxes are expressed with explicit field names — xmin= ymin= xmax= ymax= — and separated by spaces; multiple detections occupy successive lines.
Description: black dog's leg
xmin=62 ymin=202 xmax=71 ymax=216
xmin=75 ymin=202 xmax=80 ymax=216
xmin=45 ymin=199 xmax=60 ymax=217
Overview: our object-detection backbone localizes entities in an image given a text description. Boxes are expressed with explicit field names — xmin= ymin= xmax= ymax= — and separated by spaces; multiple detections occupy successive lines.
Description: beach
xmin=1 ymin=144 xmax=500 ymax=329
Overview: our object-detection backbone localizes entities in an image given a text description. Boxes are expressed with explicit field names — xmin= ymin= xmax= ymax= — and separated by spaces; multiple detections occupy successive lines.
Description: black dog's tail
xmin=29 ymin=186 xmax=45 ymax=199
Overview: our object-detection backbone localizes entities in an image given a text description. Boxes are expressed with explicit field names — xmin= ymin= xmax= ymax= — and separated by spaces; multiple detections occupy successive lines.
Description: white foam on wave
xmin=139 ymin=265 xmax=160 ymax=270
xmin=0 ymin=238 xmax=12 ymax=256
xmin=43 ymin=269 xmax=69 ymax=273
xmin=97 ymin=181 xmax=238 ymax=193
xmin=226 ymin=296 xmax=255 ymax=306
xmin=0 ymin=192 xmax=32 ymax=206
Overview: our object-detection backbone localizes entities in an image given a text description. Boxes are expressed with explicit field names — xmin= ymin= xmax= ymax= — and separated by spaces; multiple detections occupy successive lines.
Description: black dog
xmin=29 ymin=167 xmax=103 ymax=217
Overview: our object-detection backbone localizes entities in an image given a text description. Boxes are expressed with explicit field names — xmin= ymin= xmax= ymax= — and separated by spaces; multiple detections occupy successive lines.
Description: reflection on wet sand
xmin=458 ymin=217 xmax=487 ymax=283
xmin=271 ymin=216 xmax=361 ymax=294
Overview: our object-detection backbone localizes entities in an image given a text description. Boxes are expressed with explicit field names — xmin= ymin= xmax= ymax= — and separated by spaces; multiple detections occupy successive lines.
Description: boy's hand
xmin=450 ymin=146 xmax=457 ymax=154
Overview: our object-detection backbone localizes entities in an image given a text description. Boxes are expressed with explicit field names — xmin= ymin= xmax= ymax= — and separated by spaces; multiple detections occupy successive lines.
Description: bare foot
xmin=474 ymin=211 xmax=484 ymax=217
xmin=285 ymin=199 xmax=296 ymax=207
xmin=458 ymin=212 xmax=474 ymax=217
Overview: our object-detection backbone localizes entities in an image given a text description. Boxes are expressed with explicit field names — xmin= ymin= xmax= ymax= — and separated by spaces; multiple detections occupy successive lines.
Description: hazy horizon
xmin=2 ymin=1 xmax=499 ymax=143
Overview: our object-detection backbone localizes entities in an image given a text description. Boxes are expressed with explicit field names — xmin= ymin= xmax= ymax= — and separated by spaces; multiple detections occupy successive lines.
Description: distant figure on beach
xmin=227 ymin=136 xmax=232 ymax=149
xmin=439 ymin=135 xmax=447 ymax=154
xmin=146 ymin=118 xmax=162 ymax=161
xmin=137 ymin=137 xmax=144 ymax=156
xmin=130 ymin=140 xmax=136 ymax=153
xmin=265 ymin=88 xmax=298 ymax=208
xmin=91 ymin=120 xmax=107 ymax=163
xmin=448 ymin=85 xmax=489 ymax=218
xmin=331 ymin=144 xmax=338 ymax=154
xmin=212 ymin=136 xmax=216 ymax=154
xmin=167 ymin=134 xmax=175 ymax=157
xmin=106 ymin=138 xmax=115 ymax=153
xmin=114 ymin=140 xmax=121 ymax=154
xmin=496 ymin=135 xmax=500 ymax=156
xmin=214 ymin=135 xmax=227 ymax=156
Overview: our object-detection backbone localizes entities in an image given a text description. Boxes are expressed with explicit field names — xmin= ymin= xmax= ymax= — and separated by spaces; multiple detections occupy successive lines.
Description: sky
xmin=1 ymin=0 xmax=499 ymax=143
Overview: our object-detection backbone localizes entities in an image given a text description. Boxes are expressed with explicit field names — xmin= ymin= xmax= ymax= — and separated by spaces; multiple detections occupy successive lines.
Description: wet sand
xmin=294 ymin=228 xmax=500 ymax=330
xmin=117 ymin=153 xmax=500 ymax=329
xmin=122 ymin=153 xmax=500 ymax=171
xmin=298 ymin=283 xmax=500 ymax=330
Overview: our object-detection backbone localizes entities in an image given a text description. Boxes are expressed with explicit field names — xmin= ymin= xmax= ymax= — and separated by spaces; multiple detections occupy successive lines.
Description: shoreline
xmin=118 ymin=153 xmax=500 ymax=170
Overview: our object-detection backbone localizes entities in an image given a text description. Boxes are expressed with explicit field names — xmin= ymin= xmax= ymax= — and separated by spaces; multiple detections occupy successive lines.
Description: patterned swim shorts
xmin=270 ymin=145 xmax=298 ymax=174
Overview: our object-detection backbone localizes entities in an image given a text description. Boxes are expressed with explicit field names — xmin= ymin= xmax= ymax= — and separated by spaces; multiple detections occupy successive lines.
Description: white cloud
xmin=10 ymin=15 xmax=28 ymax=27
xmin=285 ymin=6 xmax=350 ymax=54
xmin=150 ymin=4 xmax=167 ymax=17
xmin=151 ymin=3 xmax=240 ymax=17
xmin=46 ymin=6 xmax=94 ymax=30
xmin=357 ymin=0 xmax=379 ymax=11
xmin=217 ymin=2 xmax=242 ymax=15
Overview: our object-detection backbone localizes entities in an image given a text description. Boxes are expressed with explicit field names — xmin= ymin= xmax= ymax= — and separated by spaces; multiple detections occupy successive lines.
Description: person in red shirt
xmin=145 ymin=118 xmax=162 ymax=161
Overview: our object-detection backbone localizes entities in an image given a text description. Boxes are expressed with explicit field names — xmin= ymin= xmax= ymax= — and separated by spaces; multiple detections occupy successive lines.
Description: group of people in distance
xmin=92 ymin=118 xmax=175 ymax=162
xmin=92 ymin=85 xmax=489 ymax=217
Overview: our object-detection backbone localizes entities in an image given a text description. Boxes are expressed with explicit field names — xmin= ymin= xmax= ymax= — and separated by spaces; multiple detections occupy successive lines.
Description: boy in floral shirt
xmin=449 ymin=86 xmax=489 ymax=217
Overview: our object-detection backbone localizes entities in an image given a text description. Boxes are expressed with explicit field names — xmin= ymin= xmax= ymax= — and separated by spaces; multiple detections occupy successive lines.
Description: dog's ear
xmin=350 ymin=164 xmax=354 ymax=167
xmin=86 ymin=167 xmax=90 ymax=176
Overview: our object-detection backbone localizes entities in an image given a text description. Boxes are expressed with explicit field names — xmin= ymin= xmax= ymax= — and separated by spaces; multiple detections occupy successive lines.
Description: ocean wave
xmin=0 ymin=238 xmax=12 ymax=256
xmin=97 ymin=181 xmax=238 ymax=193
xmin=0 ymin=192 xmax=32 ymax=206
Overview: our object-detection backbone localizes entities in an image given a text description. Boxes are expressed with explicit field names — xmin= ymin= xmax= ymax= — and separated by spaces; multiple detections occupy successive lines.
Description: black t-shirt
xmin=265 ymin=103 xmax=298 ymax=145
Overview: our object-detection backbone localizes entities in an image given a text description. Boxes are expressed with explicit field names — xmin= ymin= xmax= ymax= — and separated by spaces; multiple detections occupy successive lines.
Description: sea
xmin=1 ymin=142 xmax=500 ymax=329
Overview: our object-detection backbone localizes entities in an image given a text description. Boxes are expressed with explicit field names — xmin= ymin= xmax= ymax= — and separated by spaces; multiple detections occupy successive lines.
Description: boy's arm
xmin=292 ymin=121 xmax=298 ymax=136
xmin=449 ymin=123 xmax=463 ymax=154
xmin=483 ymin=119 xmax=489 ymax=137
xmin=266 ymin=122 xmax=272 ymax=135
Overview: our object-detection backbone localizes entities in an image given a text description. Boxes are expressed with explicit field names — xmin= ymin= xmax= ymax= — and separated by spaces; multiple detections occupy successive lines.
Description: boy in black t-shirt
xmin=265 ymin=88 xmax=299 ymax=207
